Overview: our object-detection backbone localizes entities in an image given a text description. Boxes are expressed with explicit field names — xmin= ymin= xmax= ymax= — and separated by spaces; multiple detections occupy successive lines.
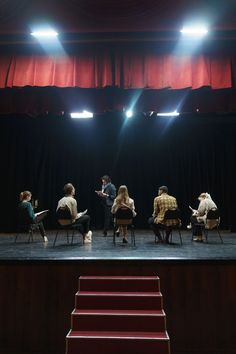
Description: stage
xmin=0 ymin=229 xmax=235 ymax=261
xmin=1 ymin=229 xmax=236 ymax=354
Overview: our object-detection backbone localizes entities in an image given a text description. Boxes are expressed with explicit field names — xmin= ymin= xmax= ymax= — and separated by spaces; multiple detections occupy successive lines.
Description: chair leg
xmin=28 ymin=230 xmax=34 ymax=243
xmin=178 ymin=229 xmax=183 ymax=245
xmin=14 ymin=233 xmax=19 ymax=243
xmin=113 ymin=226 xmax=116 ymax=245
xmin=131 ymin=226 xmax=135 ymax=246
xmin=70 ymin=230 xmax=73 ymax=244
xmin=217 ymin=228 xmax=223 ymax=243
xmin=53 ymin=230 xmax=59 ymax=247
xmin=204 ymin=229 xmax=208 ymax=243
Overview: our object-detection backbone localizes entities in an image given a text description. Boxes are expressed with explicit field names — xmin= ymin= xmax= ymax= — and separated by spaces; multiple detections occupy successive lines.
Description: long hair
xmin=19 ymin=191 xmax=31 ymax=201
xmin=116 ymin=185 xmax=129 ymax=206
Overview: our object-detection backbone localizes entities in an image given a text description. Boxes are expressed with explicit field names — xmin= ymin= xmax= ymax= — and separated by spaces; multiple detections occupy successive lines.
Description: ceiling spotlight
xmin=31 ymin=30 xmax=58 ymax=38
xmin=157 ymin=110 xmax=180 ymax=117
xmin=125 ymin=110 xmax=133 ymax=118
xmin=180 ymin=26 xmax=208 ymax=36
xmin=70 ymin=111 xmax=93 ymax=119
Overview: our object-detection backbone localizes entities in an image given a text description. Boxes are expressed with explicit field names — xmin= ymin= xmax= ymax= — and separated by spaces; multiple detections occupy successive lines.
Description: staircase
xmin=66 ymin=276 xmax=170 ymax=354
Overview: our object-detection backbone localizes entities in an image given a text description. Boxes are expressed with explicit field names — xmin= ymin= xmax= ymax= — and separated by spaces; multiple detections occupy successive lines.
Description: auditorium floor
xmin=0 ymin=229 xmax=235 ymax=261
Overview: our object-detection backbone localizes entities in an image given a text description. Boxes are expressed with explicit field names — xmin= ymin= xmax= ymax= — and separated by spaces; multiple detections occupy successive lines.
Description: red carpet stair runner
xmin=66 ymin=276 xmax=170 ymax=354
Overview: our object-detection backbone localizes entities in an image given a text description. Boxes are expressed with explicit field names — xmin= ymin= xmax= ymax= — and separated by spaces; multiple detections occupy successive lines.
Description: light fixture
xmin=125 ymin=110 xmax=133 ymax=118
xmin=31 ymin=30 xmax=58 ymax=38
xmin=70 ymin=111 xmax=93 ymax=119
xmin=180 ymin=26 xmax=208 ymax=36
xmin=157 ymin=110 xmax=180 ymax=117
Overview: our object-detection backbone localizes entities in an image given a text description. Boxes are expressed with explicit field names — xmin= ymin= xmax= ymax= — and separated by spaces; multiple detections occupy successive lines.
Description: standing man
xmin=148 ymin=185 xmax=179 ymax=244
xmin=95 ymin=175 xmax=116 ymax=236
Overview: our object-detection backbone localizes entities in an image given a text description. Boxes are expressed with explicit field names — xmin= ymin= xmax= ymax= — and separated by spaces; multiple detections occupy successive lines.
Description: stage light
xmin=125 ymin=110 xmax=133 ymax=118
xmin=70 ymin=111 xmax=93 ymax=119
xmin=157 ymin=110 xmax=180 ymax=117
xmin=31 ymin=30 xmax=58 ymax=38
xmin=180 ymin=26 xmax=208 ymax=36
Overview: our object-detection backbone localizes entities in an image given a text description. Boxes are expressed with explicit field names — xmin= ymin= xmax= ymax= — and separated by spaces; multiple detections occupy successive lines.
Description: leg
xmin=191 ymin=216 xmax=203 ymax=241
xmin=74 ymin=215 xmax=92 ymax=243
xmin=122 ymin=226 xmax=128 ymax=243
xmin=165 ymin=227 xmax=172 ymax=244
xmin=38 ymin=222 xmax=48 ymax=242
xmin=103 ymin=205 xmax=112 ymax=236
xmin=148 ymin=217 xmax=163 ymax=242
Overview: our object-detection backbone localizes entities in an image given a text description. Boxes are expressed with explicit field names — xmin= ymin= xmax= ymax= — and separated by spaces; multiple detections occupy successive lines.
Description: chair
xmin=160 ymin=209 xmax=182 ymax=245
xmin=113 ymin=207 xmax=135 ymax=246
xmin=193 ymin=209 xmax=223 ymax=243
xmin=15 ymin=207 xmax=41 ymax=243
xmin=53 ymin=206 xmax=83 ymax=247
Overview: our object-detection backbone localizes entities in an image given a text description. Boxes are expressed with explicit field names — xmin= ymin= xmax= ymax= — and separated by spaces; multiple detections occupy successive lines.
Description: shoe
xmin=103 ymin=230 xmax=107 ymax=237
xmin=123 ymin=238 xmax=128 ymax=243
xmin=43 ymin=236 xmax=48 ymax=242
xmin=193 ymin=236 xmax=203 ymax=242
xmin=187 ymin=224 xmax=192 ymax=229
xmin=115 ymin=230 xmax=120 ymax=237
xmin=84 ymin=230 xmax=92 ymax=243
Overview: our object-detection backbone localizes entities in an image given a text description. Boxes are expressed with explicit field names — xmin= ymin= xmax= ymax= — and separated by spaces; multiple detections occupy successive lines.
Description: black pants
xmin=73 ymin=215 xmax=90 ymax=235
xmin=190 ymin=215 xmax=204 ymax=236
xmin=148 ymin=217 xmax=171 ymax=242
xmin=103 ymin=205 xmax=112 ymax=232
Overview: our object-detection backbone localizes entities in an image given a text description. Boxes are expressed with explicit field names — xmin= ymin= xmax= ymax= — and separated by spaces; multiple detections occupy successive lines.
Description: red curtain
xmin=0 ymin=51 xmax=234 ymax=89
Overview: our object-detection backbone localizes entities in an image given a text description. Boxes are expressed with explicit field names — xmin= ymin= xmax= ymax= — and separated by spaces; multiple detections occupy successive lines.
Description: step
xmin=79 ymin=276 xmax=160 ymax=292
xmin=71 ymin=309 xmax=166 ymax=332
xmin=75 ymin=291 xmax=163 ymax=310
xmin=66 ymin=330 xmax=170 ymax=354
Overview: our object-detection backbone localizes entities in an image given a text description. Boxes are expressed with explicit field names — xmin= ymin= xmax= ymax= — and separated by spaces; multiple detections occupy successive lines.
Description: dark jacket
xmin=103 ymin=183 xmax=116 ymax=206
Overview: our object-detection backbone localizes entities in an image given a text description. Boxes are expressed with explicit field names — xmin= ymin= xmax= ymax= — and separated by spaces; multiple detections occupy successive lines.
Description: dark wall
xmin=1 ymin=113 xmax=236 ymax=231
xmin=0 ymin=260 xmax=236 ymax=354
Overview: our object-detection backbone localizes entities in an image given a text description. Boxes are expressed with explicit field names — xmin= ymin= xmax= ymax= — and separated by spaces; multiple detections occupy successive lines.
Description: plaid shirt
xmin=152 ymin=193 xmax=179 ymax=226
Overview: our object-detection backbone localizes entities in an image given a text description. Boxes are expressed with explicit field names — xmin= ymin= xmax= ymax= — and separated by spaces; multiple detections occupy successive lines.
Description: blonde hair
xmin=116 ymin=185 xmax=129 ymax=206
xmin=19 ymin=191 xmax=32 ymax=201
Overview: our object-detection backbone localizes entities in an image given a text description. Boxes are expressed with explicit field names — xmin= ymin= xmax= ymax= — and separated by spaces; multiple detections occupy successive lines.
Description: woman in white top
xmin=111 ymin=185 xmax=136 ymax=243
xmin=189 ymin=192 xmax=217 ymax=242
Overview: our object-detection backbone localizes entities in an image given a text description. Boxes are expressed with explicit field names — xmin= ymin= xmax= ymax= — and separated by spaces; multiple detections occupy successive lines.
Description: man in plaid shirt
xmin=148 ymin=186 xmax=179 ymax=244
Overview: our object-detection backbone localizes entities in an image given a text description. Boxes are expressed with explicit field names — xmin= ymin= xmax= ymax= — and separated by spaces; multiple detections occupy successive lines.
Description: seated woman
xmin=111 ymin=185 xmax=136 ymax=243
xmin=18 ymin=191 xmax=48 ymax=242
xmin=56 ymin=183 xmax=92 ymax=243
xmin=188 ymin=192 xmax=217 ymax=242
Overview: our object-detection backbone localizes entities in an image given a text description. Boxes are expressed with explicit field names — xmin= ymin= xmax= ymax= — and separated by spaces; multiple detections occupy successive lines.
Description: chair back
xmin=206 ymin=208 xmax=220 ymax=219
xmin=56 ymin=206 xmax=72 ymax=224
xmin=115 ymin=207 xmax=133 ymax=225
xmin=164 ymin=208 xmax=181 ymax=220
xmin=205 ymin=208 xmax=220 ymax=229
xmin=17 ymin=206 xmax=34 ymax=227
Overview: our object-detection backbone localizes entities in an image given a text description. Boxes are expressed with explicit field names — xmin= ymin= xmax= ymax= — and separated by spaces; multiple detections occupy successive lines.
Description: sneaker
xmin=43 ymin=236 xmax=48 ymax=242
xmin=187 ymin=224 xmax=192 ymax=229
xmin=84 ymin=230 xmax=92 ymax=243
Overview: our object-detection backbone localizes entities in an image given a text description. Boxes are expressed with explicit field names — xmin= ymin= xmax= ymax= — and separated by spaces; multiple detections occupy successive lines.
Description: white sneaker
xmin=187 ymin=224 xmax=192 ymax=230
xmin=43 ymin=236 xmax=48 ymax=242
xmin=84 ymin=230 xmax=92 ymax=243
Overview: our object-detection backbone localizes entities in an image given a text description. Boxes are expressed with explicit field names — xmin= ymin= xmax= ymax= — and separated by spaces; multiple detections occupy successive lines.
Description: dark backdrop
xmin=1 ymin=112 xmax=236 ymax=232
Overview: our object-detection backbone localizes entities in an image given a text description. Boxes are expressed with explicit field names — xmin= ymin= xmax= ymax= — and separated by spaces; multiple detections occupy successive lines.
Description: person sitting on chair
xmin=18 ymin=190 xmax=48 ymax=242
xmin=56 ymin=183 xmax=92 ymax=243
xmin=111 ymin=185 xmax=136 ymax=243
xmin=188 ymin=192 xmax=217 ymax=242
xmin=148 ymin=185 xmax=179 ymax=244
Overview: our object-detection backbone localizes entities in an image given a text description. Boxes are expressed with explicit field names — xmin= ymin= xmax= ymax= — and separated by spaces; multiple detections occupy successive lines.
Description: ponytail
xmin=19 ymin=191 xmax=31 ymax=201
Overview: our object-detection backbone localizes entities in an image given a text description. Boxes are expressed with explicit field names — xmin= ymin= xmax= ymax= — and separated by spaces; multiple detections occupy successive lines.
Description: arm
xmin=111 ymin=199 xmax=117 ymax=214
xmin=198 ymin=200 xmax=207 ymax=216
xmin=27 ymin=202 xmax=36 ymax=222
xmin=71 ymin=199 xmax=78 ymax=220
xmin=152 ymin=198 xmax=159 ymax=217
